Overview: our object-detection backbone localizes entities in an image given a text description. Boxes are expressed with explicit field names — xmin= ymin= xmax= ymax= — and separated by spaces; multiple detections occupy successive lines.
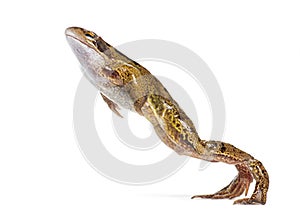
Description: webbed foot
xmin=233 ymin=160 xmax=269 ymax=205
xmin=192 ymin=164 xmax=253 ymax=201
xmin=192 ymin=160 xmax=268 ymax=205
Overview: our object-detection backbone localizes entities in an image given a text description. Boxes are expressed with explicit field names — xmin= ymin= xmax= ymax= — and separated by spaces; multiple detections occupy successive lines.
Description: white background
xmin=1 ymin=0 xmax=299 ymax=220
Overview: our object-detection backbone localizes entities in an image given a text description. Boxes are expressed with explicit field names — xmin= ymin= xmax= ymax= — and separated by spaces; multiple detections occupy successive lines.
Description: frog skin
xmin=65 ymin=27 xmax=269 ymax=205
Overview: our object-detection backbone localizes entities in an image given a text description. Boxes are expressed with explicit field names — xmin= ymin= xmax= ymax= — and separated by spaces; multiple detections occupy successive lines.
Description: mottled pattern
xmin=66 ymin=27 xmax=269 ymax=205
xmin=147 ymin=94 xmax=200 ymax=153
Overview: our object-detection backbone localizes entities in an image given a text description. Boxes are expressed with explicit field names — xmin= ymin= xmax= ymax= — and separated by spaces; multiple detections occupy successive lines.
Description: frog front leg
xmin=100 ymin=92 xmax=123 ymax=118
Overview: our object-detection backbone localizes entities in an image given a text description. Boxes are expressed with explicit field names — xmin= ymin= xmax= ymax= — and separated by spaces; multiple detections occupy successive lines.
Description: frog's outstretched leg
xmin=139 ymin=94 xmax=269 ymax=205
xmin=193 ymin=141 xmax=269 ymax=205
xmin=191 ymin=140 xmax=269 ymax=204
xmin=100 ymin=92 xmax=123 ymax=118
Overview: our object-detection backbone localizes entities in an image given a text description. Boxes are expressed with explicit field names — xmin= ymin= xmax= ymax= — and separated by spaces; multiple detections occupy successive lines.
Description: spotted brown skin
xmin=65 ymin=27 xmax=269 ymax=205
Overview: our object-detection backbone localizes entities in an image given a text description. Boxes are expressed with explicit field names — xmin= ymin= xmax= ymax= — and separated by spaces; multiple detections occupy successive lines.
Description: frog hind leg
xmin=100 ymin=93 xmax=123 ymax=118
xmin=192 ymin=140 xmax=269 ymax=205
xmin=139 ymin=94 xmax=269 ymax=205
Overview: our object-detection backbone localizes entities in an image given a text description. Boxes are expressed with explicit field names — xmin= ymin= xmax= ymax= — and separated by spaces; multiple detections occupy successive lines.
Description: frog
xmin=65 ymin=27 xmax=269 ymax=205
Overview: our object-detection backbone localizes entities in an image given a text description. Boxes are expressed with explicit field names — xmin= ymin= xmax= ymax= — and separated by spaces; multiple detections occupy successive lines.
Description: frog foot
xmin=233 ymin=160 xmax=269 ymax=205
xmin=191 ymin=164 xmax=253 ymax=202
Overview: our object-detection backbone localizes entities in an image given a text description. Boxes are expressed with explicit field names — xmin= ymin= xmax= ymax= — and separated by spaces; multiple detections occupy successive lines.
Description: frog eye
xmin=84 ymin=31 xmax=96 ymax=41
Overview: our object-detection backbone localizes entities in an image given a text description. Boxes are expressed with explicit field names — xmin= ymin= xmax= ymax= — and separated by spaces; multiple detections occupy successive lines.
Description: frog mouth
xmin=65 ymin=27 xmax=92 ymax=47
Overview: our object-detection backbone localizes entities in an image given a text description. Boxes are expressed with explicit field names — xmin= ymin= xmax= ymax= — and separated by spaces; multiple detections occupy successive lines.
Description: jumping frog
xmin=65 ymin=27 xmax=269 ymax=205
